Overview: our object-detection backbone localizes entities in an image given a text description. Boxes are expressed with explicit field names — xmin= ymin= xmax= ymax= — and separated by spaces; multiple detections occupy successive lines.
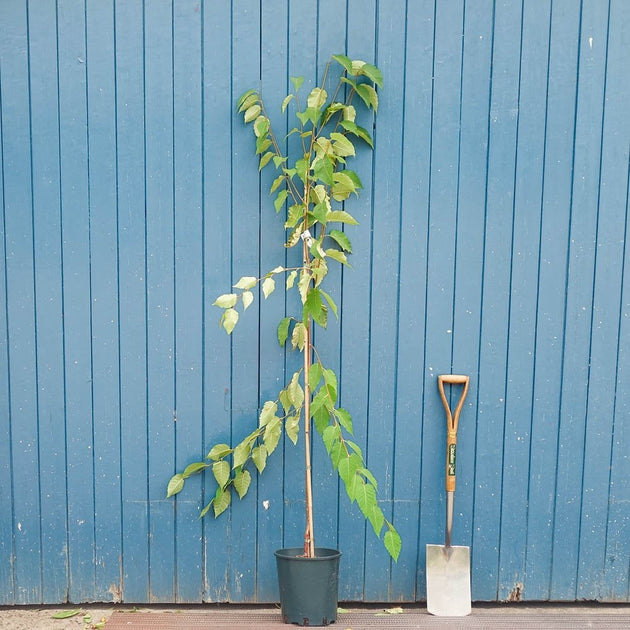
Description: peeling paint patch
xmin=507 ymin=582 xmax=523 ymax=602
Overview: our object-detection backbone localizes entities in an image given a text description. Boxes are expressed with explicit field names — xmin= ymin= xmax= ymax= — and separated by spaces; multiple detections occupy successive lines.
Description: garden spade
xmin=426 ymin=374 xmax=471 ymax=617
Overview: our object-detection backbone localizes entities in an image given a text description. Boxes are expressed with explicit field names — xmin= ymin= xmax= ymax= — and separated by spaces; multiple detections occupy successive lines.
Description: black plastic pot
xmin=274 ymin=547 xmax=342 ymax=626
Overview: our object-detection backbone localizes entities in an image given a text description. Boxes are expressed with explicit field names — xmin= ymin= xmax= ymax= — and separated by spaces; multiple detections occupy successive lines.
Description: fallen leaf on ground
xmin=51 ymin=609 xmax=81 ymax=619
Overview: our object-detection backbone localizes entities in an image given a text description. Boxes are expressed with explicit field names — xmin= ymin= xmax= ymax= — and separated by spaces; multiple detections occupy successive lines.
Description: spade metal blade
xmin=426 ymin=543 xmax=471 ymax=617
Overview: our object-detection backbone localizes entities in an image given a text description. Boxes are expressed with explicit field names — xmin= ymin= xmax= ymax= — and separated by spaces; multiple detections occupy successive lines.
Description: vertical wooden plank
xmin=282 ymin=0 xmax=317 ymax=562
xmin=115 ymin=0 xmax=149 ymax=603
xmin=392 ymin=0 xmax=435 ymax=603
xmin=578 ymin=0 xmax=628 ymax=600
xmin=524 ymin=0 xmax=580 ymax=600
xmin=85 ymin=0 xmax=123 ymax=601
xmin=472 ymin=0 xmax=521 ymax=601
xmin=0 ymin=52 xmax=16 ymax=605
xmin=337 ymin=0 xmax=374 ymax=601
xmin=497 ymin=0 xmax=551 ymax=601
xmin=230 ymin=0 xmax=261 ymax=601
xmin=419 ymin=0 xmax=466 ymax=600
xmin=607 ymin=160 xmax=630 ymax=601
xmin=28 ymin=0 xmax=69 ymax=604
xmin=57 ymin=0 xmax=96 ymax=602
xmin=172 ymin=0 xmax=204 ymax=603
xmin=0 ymin=1 xmax=40 ymax=605
xmin=257 ymin=0 xmax=289 ymax=602
xmin=363 ymin=0 xmax=406 ymax=602
xmin=201 ymin=0 xmax=232 ymax=602
xmin=144 ymin=0 xmax=176 ymax=602
xmin=451 ymin=0 xmax=493 ymax=603
xmin=551 ymin=0 xmax=609 ymax=600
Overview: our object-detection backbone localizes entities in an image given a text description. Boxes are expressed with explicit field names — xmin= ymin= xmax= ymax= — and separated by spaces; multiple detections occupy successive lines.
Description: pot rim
xmin=274 ymin=547 xmax=342 ymax=561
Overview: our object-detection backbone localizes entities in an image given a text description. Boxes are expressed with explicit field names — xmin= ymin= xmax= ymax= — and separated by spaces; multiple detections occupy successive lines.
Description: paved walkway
xmin=104 ymin=604 xmax=630 ymax=629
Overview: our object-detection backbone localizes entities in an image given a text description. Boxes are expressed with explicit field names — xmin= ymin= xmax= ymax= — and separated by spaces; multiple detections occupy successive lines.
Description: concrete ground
xmin=1 ymin=603 xmax=630 ymax=630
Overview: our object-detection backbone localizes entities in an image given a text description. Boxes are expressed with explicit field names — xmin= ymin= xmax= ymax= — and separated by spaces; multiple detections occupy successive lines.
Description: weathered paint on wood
xmin=0 ymin=0 xmax=628 ymax=605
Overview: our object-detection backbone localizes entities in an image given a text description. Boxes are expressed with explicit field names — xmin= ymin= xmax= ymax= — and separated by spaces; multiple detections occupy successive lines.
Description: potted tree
xmin=167 ymin=54 xmax=400 ymax=626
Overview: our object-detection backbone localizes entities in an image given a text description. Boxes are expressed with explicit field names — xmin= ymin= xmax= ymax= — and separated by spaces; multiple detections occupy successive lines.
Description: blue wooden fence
xmin=1 ymin=0 xmax=629 ymax=605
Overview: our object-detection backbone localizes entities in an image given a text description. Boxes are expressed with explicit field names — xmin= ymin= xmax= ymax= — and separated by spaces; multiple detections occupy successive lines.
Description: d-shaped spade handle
xmin=437 ymin=374 xmax=469 ymax=493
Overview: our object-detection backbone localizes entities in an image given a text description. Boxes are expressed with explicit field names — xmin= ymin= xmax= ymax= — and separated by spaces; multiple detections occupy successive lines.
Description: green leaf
xmin=285 ymin=205 xmax=302 ymax=229
xmin=281 ymin=93 xmax=294 ymax=113
xmin=255 ymin=135 xmax=272 ymax=155
xmin=323 ymin=424 xmax=340 ymax=454
xmin=277 ymin=316 xmax=291 ymax=347
xmin=291 ymin=322 xmax=307 ymax=351
xmin=166 ymin=474 xmax=184 ymax=498
xmin=311 ymin=202 xmax=329 ymax=225
xmin=323 ymin=368 xmax=338 ymax=404
xmin=328 ymin=229 xmax=353 ymax=253
xmin=339 ymin=120 xmax=373 ymax=147
xmin=200 ymin=500 xmax=213 ymax=518
xmin=288 ymin=371 xmax=304 ymax=408
xmin=290 ymin=76 xmax=304 ymax=92
xmin=183 ymin=461 xmax=209 ymax=478
xmin=270 ymin=174 xmax=285 ymax=194
xmin=254 ymin=115 xmax=270 ymax=138
xmin=221 ymin=308 xmax=239 ymax=335
xmin=213 ymin=293 xmax=238 ymax=309
xmin=330 ymin=132 xmax=356 ymax=157
xmin=338 ymin=453 xmax=362 ymax=488
xmin=286 ymin=224 xmax=303 ymax=248
xmin=52 ymin=610 xmax=81 ymax=619
xmin=313 ymin=404 xmax=330 ymax=435
xmin=242 ymin=290 xmax=254 ymax=310
xmin=259 ymin=151 xmax=275 ymax=170
xmin=327 ymin=210 xmax=359 ymax=225
xmin=297 ymin=270 xmax=311 ymax=303
xmin=273 ymin=155 xmax=289 ymax=168
xmin=233 ymin=468 xmax=252 ymax=499
xmin=355 ymin=83 xmax=379 ymax=112
xmin=244 ymin=104 xmax=261 ymax=123
xmin=307 ymin=87 xmax=328 ymax=109
xmin=285 ymin=413 xmax=300 ymax=445
xmin=332 ymin=54 xmax=353 ymax=75
xmin=259 ymin=400 xmax=278 ymax=427
xmin=213 ymin=487 xmax=231 ymax=517
xmin=384 ymin=524 xmax=402 ymax=561
xmin=237 ymin=89 xmax=258 ymax=112
xmin=313 ymin=156 xmax=334 ymax=187
xmin=355 ymin=482 xmax=377 ymax=521
xmin=262 ymin=277 xmax=275 ymax=298
xmin=359 ymin=466 xmax=378 ymax=489
xmin=233 ymin=441 xmax=252 ymax=468
xmin=331 ymin=172 xmax=357 ymax=201
xmin=274 ymin=189 xmax=289 ymax=212
xmin=207 ymin=443 xmax=232 ymax=461
xmin=304 ymin=288 xmax=327 ymax=328
xmin=212 ymin=460 xmax=230 ymax=488
xmin=325 ymin=249 xmax=349 ymax=266
xmin=343 ymin=105 xmax=356 ymax=122
xmin=234 ymin=276 xmax=258 ymax=290
xmin=319 ymin=289 xmax=338 ymax=319
xmin=347 ymin=440 xmax=363 ymax=460
xmin=336 ymin=408 xmax=353 ymax=434
xmin=308 ymin=362 xmax=323 ymax=391
xmin=368 ymin=503 xmax=385 ymax=538
xmin=359 ymin=62 xmax=384 ymax=88
xmin=252 ymin=445 xmax=267 ymax=473
xmin=286 ymin=270 xmax=297 ymax=289
xmin=263 ymin=416 xmax=282 ymax=454
xmin=279 ymin=388 xmax=292 ymax=413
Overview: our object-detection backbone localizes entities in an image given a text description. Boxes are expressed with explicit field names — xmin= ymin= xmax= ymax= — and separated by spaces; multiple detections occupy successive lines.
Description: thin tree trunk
xmin=303 ymin=316 xmax=315 ymax=557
